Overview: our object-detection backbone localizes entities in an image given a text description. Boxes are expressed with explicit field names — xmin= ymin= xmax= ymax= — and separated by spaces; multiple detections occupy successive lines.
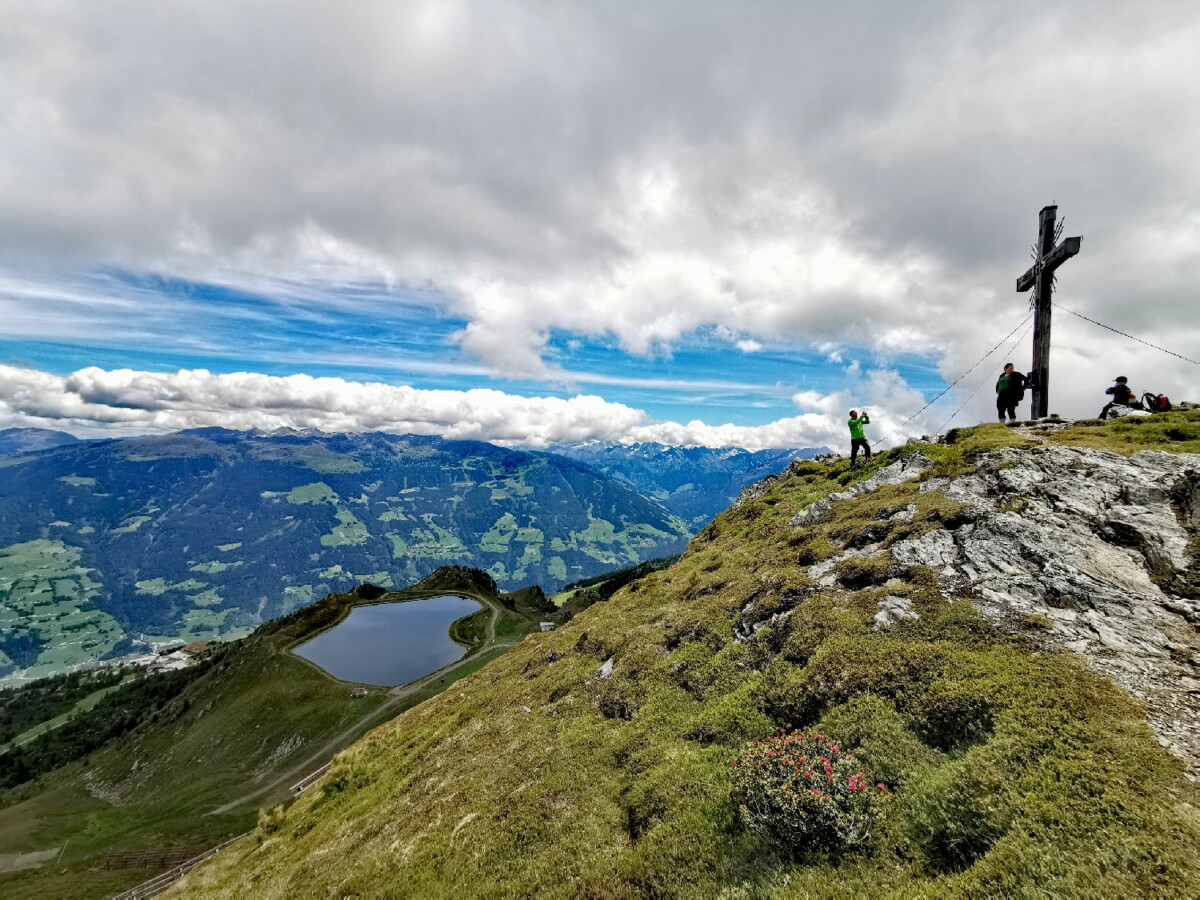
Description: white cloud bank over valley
xmin=0 ymin=364 xmax=933 ymax=451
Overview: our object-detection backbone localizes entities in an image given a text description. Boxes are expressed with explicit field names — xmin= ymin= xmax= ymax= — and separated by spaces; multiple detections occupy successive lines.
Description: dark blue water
xmin=294 ymin=595 xmax=482 ymax=686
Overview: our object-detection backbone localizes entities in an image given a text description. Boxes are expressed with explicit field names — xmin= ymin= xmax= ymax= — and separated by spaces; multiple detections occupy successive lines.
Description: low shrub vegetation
xmin=732 ymin=728 xmax=887 ymax=854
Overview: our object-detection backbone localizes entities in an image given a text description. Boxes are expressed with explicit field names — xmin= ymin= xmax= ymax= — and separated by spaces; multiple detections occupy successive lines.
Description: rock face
xmin=789 ymin=453 xmax=933 ymax=526
xmin=881 ymin=445 xmax=1200 ymax=774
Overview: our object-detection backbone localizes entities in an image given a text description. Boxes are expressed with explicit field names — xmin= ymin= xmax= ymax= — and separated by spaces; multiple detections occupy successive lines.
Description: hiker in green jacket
xmin=995 ymin=363 xmax=1028 ymax=423
xmin=848 ymin=409 xmax=872 ymax=467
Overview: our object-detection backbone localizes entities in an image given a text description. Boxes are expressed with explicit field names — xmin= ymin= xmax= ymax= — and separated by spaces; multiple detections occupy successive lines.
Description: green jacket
xmin=996 ymin=371 xmax=1027 ymax=396
xmin=848 ymin=414 xmax=870 ymax=440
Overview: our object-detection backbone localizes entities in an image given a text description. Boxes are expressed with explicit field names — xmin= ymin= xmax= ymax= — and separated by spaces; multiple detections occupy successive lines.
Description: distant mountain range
xmin=552 ymin=441 xmax=825 ymax=526
xmin=0 ymin=428 xmax=697 ymax=682
xmin=0 ymin=427 xmax=80 ymax=456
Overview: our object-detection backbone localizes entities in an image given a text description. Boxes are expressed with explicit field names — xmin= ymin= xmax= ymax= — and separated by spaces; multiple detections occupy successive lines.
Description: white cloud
xmin=1 ymin=1 xmax=1197 ymax=386
xmin=0 ymin=365 xmax=635 ymax=446
xmin=735 ymin=339 xmax=763 ymax=354
xmin=0 ymin=363 xmax=945 ymax=451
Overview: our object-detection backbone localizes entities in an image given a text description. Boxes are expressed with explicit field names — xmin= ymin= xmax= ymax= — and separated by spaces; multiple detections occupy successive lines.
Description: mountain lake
xmin=293 ymin=595 xmax=482 ymax=686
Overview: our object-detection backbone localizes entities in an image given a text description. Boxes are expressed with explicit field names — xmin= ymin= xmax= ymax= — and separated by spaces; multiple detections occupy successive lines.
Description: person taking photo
xmin=848 ymin=409 xmax=872 ymax=467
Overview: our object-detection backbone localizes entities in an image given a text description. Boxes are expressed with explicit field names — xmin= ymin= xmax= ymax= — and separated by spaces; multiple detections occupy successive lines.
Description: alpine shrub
xmin=731 ymin=729 xmax=887 ymax=854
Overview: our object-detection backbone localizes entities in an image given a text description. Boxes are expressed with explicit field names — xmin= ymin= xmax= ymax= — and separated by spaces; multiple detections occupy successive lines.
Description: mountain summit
xmin=175 ymin=413 xmax=1200 ymax=897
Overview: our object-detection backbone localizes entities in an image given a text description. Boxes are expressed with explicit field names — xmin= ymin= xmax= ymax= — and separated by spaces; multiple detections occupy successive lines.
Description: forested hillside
xmin=0 ymin=429 xmax=690 ymax=681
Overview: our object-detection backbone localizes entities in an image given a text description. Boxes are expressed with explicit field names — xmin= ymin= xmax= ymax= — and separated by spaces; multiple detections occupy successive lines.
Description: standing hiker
xmin=1100 ymin=375 xmax=1139 ymax=419
xmin=995 ymin=363 xmax=1028 ymax=423
xmin=848 ymin=409 xmax=871 ymax=467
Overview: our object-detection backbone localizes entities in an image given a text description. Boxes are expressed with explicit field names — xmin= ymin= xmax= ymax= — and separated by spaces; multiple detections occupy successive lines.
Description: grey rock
xmin=790 ymin=453 xmax=934 ymax=527
xmin=890 ymin=445 xmax=1200 ymax=775
xmin=873 ymin=595 xmax=919 ymax=629
xmin=809 ymin=542 xmax=884 ymax=588
xmin=596 ymin=657 xmax=614 ymax=680
xmin=1107 ymin=406 xmax=1153 ymax=419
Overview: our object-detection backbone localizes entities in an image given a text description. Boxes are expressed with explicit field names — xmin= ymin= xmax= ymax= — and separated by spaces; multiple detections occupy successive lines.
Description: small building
xmin=350 ymin=687 xmax=369 ymax=698
xmin=179 ymin=640 xmax=210 ymax=657
xmin=539 ymin=622 xmax=556 ymax=632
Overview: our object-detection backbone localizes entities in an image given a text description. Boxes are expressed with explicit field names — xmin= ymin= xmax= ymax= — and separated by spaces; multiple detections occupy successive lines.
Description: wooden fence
xmin=110 ymin=832 xmax=249 ymax=900
xmin=109 ymin=761 xmax=333 ymax=899
xmin=102 ymin=847 xmax=208 ymax=871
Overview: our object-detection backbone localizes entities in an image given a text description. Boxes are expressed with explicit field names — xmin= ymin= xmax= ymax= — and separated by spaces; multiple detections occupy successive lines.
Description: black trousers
xmin=997 ymin=393 xmax=1020 ymax=421
xmin=850 ymin=438 xmax=871 ymax=465
xmin=1100 ymin=401 xmax=1138 ymax=419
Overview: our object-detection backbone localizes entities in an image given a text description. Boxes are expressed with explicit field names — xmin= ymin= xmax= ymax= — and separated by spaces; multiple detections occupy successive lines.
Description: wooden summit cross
xmin=1016 ymin=205 xmax=1082 ymax=418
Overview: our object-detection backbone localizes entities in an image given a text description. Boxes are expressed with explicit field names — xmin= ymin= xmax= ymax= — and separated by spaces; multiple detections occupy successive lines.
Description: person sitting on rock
xmin=995 ymin=362 xmax=1028 ymax=423
xmin=848 ymin=409 xmax=872 ymax=467
xmin=1100 ymin=375 xmax=1139 ymax=419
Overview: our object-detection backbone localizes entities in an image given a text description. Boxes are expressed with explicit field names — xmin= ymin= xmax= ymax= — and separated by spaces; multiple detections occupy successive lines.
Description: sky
xmin=0 ymin=1 xmax=1197 ymax=451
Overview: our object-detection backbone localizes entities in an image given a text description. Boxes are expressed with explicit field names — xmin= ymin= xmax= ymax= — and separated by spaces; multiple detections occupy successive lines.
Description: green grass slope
xmin=177 ymin=414 xmax=1200 ymax=898
xmin=0 ymin=570 xmax=541 ymax=899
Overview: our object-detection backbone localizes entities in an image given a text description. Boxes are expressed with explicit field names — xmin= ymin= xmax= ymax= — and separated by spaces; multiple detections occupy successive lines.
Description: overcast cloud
xmin=0 ymin=1 xmax=1197 ymax=445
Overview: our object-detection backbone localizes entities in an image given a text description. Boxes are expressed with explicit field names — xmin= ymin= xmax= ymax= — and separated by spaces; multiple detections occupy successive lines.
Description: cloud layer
xmin=0 ymin=364 xmax=937 ymax=451
xmin=2 ymin=0 xmax=1198 ymax=389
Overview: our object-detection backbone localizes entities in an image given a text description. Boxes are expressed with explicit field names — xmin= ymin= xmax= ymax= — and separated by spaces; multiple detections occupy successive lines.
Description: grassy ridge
xmin=0 ymin=634 xmax=388 ymax=897
xmin=177 ymin=416 xmax=1200 ymax=898
xmin=0 ymin=573 xmax=541 ymax=899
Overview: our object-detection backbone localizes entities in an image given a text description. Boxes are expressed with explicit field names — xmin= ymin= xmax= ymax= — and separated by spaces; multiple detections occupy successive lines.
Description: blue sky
xmin=0 ymin=269 xmax=947 ymax=430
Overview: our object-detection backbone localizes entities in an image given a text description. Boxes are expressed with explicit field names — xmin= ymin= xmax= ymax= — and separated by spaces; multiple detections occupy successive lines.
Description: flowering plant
xmin=730 ymin=729 xmax=886 ymax=853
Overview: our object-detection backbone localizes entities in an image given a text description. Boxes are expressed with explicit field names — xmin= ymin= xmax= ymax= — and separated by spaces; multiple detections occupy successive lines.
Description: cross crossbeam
xmin=1016 ymin=235 xmax=1081 ymax=292
xmin=1015 ymin=205 xmax=1082 ymax=418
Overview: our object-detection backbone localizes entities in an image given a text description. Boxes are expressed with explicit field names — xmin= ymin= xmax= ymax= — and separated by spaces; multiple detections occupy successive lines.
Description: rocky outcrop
xmin=789 ymin=453 xmax=933 ymax=526
xmin=884 ymin=446 xmax=1200 ymax=774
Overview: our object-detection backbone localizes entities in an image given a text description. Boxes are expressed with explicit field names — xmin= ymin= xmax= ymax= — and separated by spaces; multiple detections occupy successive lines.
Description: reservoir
xmin=293 ymin=595 xmax=482 ymax=686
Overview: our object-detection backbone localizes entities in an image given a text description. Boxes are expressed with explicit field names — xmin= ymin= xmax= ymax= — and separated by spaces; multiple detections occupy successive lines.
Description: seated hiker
xmin=1100 ymin=376 xmax=1140 ymax=419
xmin=995 ymin=362 xmax=1028 ymax=423
xmin=848 ymin=409 xmax=871 ymax=467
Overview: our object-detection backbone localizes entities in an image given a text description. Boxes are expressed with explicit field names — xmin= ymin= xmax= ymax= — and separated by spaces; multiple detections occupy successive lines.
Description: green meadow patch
xmin=0 ymin=541 xmax=124 ymax=684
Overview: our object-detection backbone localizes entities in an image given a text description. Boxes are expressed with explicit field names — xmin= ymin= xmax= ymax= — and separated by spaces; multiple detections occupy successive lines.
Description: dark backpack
xmin=1141 ymin=392 xmax=1171 ymax=412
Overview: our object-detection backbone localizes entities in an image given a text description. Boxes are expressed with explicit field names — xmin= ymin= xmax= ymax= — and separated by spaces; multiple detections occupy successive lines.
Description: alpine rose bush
xmin=731 ymin=729 xmax=886 ymax=853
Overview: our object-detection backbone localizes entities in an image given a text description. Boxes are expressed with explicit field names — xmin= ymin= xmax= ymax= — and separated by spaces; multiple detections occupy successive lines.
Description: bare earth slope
xmin=174 ymin=414 xmax=1200 ymax=899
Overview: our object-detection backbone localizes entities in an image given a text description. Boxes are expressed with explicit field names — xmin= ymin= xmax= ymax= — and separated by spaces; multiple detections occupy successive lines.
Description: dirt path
xmin=206 ymin=596 xmax=517 ymax=817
